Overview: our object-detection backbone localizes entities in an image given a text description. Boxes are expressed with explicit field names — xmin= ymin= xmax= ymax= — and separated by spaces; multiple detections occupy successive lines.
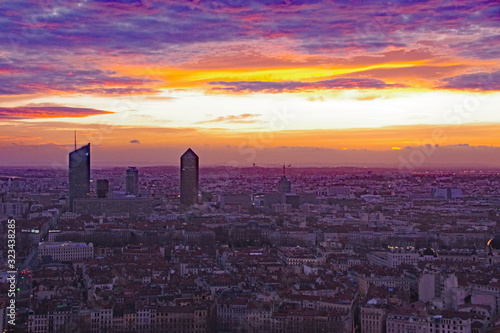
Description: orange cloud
xmin=0 ymin=105 xmax=113 ymax=119
xmin=196 ymin=114 xmax=262 ymax=124
xmin=112 ymin=60 xmax=428 ymax=91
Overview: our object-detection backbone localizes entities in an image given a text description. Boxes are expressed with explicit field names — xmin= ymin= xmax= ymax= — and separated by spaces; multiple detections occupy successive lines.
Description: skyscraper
xmin=277 ymin=164 xmax=291 ymax=193
xmin=96 ymin=179 xmax=109 ymax=199
xmin=180 ymin=148 xmax=199 ymax=206
xmin=126 ymin=167 xmax=139 ymax=196
xmin=69 ymin=143 xmax=90 ymax=211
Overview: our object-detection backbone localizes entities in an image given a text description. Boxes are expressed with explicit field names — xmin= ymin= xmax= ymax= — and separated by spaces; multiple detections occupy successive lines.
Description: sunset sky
xmin=1 ymin=0 xmax=499 ymax=168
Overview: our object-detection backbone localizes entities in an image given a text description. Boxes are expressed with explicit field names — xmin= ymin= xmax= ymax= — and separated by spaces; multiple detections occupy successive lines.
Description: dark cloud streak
xmin=209 ymin=78 xmax=406 ymax=93
xmin=440 ymin=71 xmax=500 ymax=91
xmin=0 ymin=66 xmax=158 ymax=95
xmin=0 ymin=106 xmax=113 ymax=119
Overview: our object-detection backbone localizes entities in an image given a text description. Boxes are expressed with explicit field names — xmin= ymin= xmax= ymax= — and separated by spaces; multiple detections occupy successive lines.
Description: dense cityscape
xmin=0 ymin=144 xmax=499 ymax=333
xmin=2 ymin=0 xmax=499 ymax=332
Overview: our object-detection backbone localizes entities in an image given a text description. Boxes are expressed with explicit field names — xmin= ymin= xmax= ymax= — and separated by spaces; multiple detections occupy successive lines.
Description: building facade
xmin=38 ymin=242 xmax=94 ymax=261
xmin=126 ymin=167 xmax=139 ymax=196
xmin=180 ymin=148 xmax=199 ymax=206
xmin=96 ymin=179 xmax=109 ymax=199
xmin=69 ymin=143 xmax=90 ymax=211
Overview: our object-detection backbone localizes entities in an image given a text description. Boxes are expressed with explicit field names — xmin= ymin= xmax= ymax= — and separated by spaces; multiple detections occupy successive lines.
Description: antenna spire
xmin=74 ymin=130 xmax=76 ymax=150
xmin=283 ymin=163 xmax=286 ymax=177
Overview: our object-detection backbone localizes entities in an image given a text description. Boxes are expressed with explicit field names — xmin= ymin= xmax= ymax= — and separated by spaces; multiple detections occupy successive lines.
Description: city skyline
xmin=0 ymin=1 xmax=499 ymax=167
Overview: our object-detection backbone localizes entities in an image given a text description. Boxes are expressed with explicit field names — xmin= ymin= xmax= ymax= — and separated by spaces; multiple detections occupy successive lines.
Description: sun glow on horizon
xmin=0 ymin=0 xmax=498 ymax=166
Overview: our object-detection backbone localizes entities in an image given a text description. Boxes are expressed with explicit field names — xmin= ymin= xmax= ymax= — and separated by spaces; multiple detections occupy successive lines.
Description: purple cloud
xmin=1 ymin=0 xmax=497 ymax=57
xmin=0 ymin=66 xmax=158 ymax=95
xmin=450 ymin=35 xmax=500 ymax=60
xmin=440 ymin=71 xmax=500 ymax=91
xmin=209 ymin=78 xmax=406 ymax=93
xmin=0 ymin=0 xmax=498 ymax=97
xmin=0 ymin=105 xmax=113 ymax=119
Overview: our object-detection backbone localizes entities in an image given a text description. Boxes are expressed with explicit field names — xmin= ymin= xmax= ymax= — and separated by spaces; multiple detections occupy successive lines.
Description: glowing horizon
xmin=1 ymin=0 xmax=499 ymax=167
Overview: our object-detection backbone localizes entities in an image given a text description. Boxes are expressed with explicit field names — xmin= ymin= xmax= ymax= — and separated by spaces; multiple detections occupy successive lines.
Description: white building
xmin=368 ymin=249 xmax=419 ymax=268
xmin=327 ymin=186 xmax=351 ymax=198
xmin=0 ymin=202 xmax=29 ymax=216
xmin=38 ymin=241 xmax=94 ymax=261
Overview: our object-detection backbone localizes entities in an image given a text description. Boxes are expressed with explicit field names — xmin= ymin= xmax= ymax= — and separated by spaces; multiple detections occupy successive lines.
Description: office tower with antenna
xmin=69 ymin=132 xmax=90 ymax=211
xmin=277 ymin=163 xmax=292 ymax=193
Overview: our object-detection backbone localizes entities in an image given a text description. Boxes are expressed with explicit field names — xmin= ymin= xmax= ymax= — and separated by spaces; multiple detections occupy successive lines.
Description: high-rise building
xmin=69 ymin=143 xmax=90 ymax=211
xmin=180 ymin=148 xmax=199 ymax=206
xmin=126 ymin=167 xmax=139 ymax=196
xmin=277 ymin=164 xmax=291 ymax=193
xmin=96 ymin=179 xmax=109 ymax=199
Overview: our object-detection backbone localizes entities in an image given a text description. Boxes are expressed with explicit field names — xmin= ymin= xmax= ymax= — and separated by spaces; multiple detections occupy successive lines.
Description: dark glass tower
xmin=69 ymin=143 xmax=90 ymax=211
xmin=277 ymin=176 xmax=291 ymax=193
xmin=180 ymin=148 xmax=199 ymax=206
xmin=126 ymin=167 xmax=139 ymax=196
xmin=96 ymin=179 xmax=109 ymax=199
